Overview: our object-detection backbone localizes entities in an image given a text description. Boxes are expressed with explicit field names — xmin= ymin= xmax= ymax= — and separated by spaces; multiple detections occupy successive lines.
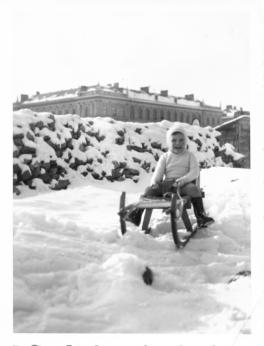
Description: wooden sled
xmin=119 ymin=190 xmax=199 ymax=249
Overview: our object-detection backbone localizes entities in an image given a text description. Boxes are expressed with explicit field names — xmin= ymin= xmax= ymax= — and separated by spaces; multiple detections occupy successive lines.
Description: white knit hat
xmin=166 ymin=123 xmax=188 ymax=148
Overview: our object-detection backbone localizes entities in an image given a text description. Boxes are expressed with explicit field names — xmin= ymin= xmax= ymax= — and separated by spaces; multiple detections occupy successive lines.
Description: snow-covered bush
xmin=13 ymin=109 xmax=243 ymax=195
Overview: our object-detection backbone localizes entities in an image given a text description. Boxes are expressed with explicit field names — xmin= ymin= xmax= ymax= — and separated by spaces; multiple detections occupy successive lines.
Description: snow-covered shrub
xmin=13 ymin=109 xmax=243 ymax=195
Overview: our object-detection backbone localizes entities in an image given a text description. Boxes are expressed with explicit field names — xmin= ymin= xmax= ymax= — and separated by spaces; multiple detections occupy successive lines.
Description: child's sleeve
xmin=181 ymin=152 xmax=200 ymax=183
xmin=150 ymin=154 xmax=166 ymax=185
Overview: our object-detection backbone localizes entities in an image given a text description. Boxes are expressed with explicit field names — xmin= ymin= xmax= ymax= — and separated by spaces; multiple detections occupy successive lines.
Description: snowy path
xmin=13 ymin=168 xmax=250 ymax=333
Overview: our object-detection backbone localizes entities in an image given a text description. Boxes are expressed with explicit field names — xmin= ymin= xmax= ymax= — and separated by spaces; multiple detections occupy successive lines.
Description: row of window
xmin=31 ymin=102 xmax=221 ymax=127
xmin=129 ymin=106 xmax=198 ymax=123
xmin=98 ymin=103 xmax=220 ymax=126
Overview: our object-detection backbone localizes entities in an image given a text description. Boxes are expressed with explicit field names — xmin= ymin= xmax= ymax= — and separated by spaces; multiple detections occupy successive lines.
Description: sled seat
xmin=134 ymin=195 xmax=191 ymax=210
xmin=140 ymin=194 xmax=193 ymax=236
xmin=119 ymin=177 xmax=204 ymax=249
xmin=139 ymin=179 xmax=204 ymax=235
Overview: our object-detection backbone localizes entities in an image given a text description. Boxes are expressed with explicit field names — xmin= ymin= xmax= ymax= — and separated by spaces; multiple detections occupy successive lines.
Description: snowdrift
xmin=13 ymin=109 xmax=244 ymax=196
xmin=13 ymin=167 xmax=251 ymax=333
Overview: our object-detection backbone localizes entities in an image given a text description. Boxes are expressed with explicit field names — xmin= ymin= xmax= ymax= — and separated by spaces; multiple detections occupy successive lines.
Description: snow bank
xmin=13 ymin=167 xmax=251 ymax=333
xmin=13 ymin=109 xmax=243 ymax=196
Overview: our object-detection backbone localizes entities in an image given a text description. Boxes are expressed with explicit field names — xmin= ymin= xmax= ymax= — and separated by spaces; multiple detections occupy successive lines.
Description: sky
xmin=12 ymin=0 xmax=259 ymax=110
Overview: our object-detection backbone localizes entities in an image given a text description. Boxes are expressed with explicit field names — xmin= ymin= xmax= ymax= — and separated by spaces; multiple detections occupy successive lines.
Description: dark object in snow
xmin=141 ymin=161 xmax=151 ymax=173
xmin=154 ymin=153 xmax=160 ymax=161
xmin=116 ymin=129 xmax=126 ymax=137
xmin=142 ymin=266 xmax=153 ymax=285
xmin=101 ymin=150 xmax=110 ymax=157
xmin=132 ymin=156 xmax=141 ymax=164
xmin=13 ymin=186 xmax=21 ymax=195
xmin=126 ymin=144 xmax=152 ymax=153
xmin=51 ymin=179 xmax=70 ymax=190
xmin=26 ymin=131 xmax=35 ymax=142
xmin=115 ymin=137 xmax=125 ymax=145
xmin=21 ymin=169 xmax=32 ymax=181
xmin=19 ymin=145 xmax=36 ymax=155
xmin=92 ymin=172 xmax=103 ymax=180
xmin=228 ymin=270 xmax=251 ymax=283
xmin=194 ymin=138 xmax=203 ymax=151
xmin=150 ymin=141 xmax=162 ymax=150
xmin=123 ymin=168 xmax=140 ymax=178
xmin=135 ymin=127 xmax=142 ymax=135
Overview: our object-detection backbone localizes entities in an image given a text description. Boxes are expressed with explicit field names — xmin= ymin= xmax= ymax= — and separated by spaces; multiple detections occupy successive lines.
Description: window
xmin=180 ymin=112 xmax=184 ymax=122
xmin=122 ymin=106 xmax=126 ymax=118
xmin=78 ymin=104 xmax=82 ymax=116
xmin=174 ymin=111 xmax=178 ymax=121
xmin=112 ymin=104 xmax=117 ymax=117
xmin=106 ymin=103 xmax=111 ymax=115
xmin=138 ymin=107 xmax=143 ymax=120
xmin=160 ymin=109 xmax=164 ymax=120
xmin=153 ymin=109 xmax=157 ymax=121
xmin=145 ymin=108 xmax=150 ymax=121
xmin=130 ymin=106 xmax=135 ymax=120
xmin=91 ymin=102 xmax=95 ymax=116
xmin=192 ymin=118 xmax=200 ymax=126
xmin=101 ymin=102 xmax=106 ymax=115
xmin=167 ymin=110 xmax=171 ymax=120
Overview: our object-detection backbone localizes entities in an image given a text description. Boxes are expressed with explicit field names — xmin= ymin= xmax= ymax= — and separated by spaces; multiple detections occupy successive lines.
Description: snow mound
xmin=13 ymin=167 xmax=251 ymax=333
xmin=13 ymin=109 xmax=243 ymax=197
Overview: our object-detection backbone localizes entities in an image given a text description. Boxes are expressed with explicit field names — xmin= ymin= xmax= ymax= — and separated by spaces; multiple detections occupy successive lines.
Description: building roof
xmin=14 ymin=83 xmax=222 ymax=111
xmin=215 ymin=115 xmax=250 ymax=130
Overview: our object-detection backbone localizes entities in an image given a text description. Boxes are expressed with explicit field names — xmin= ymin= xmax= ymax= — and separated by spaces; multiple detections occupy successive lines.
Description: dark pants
xmin=142 ymin=180 xmax=202 ymax=198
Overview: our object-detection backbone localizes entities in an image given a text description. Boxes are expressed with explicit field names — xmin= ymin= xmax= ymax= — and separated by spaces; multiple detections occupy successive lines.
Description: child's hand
xmin=175 ymin=178 xmax=185 ymax=187
xmin=172 ymin=181 xmax=178 ymax=187
xmin=151 ymin=183 xmax=159 ymax=189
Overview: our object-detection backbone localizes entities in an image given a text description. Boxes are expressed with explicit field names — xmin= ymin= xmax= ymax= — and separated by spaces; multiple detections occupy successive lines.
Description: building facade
xmin=13 ymin=83 xmax=224 ymax=127
xmin=215 ymin=115 xmax=250 ymax=168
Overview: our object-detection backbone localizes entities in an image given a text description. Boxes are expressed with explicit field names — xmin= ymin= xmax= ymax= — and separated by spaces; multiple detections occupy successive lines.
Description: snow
xmin=221 ymin=143 xmax=245 ymax=160
xmin=14 ymin=109 xmax=245 ymax=196
xmin=24 ymin=90 xmax=79 ymax=103
xmin=13 ymin=167 xmax=251 ymax=335
xmin=157 ymin=95 xmax=175 ymax=103
xmin=215 ymin=115 xmax=250 ymax=129
xmin=127 ymin=89 xmax=156 ymax=101
xmin=177 ymin=98 xmax=200 ymax=107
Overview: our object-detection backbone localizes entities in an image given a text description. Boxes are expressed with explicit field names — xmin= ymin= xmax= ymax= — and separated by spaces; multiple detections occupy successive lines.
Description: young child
xmin=125 ymin=123 xmax=214 ymax=228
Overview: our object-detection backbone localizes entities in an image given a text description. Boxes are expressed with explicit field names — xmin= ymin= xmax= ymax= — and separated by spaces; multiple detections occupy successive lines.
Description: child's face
xmin=171 ymin=132 xmax=185 ymax=152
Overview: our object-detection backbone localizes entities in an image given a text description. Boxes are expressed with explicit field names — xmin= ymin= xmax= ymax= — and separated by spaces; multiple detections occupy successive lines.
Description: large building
xmin=13 ymin=83 xmax=224 ymax=127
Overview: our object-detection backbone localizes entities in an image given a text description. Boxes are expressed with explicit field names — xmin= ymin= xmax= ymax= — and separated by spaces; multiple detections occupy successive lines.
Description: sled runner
xmin=118 ymin=186 xmax=205 ymax=249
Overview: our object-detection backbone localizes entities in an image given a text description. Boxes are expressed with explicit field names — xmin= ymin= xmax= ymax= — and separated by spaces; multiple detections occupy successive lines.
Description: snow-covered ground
xmin=13 ymin=167 xmax=251 ymax=335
